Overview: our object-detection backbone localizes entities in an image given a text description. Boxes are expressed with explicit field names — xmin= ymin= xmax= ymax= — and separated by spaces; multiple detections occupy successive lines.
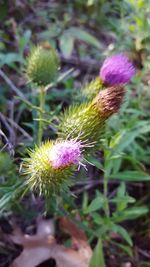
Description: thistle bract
xmin=59 ymin=85 xmax=125 ymax=153
xmin=23 ymin=139 xmax=87 ymax=195
xmin=26 ymin=45 xmax=59 ymax=86
xmin=100 ymin=54 xmax=135 ymax=86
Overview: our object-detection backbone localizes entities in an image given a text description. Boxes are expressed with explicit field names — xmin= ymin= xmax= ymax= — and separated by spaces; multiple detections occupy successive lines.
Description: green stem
xmin=38 ymin=86 xmax=45 ymax=145
xmin=104 ymin=173 xmax=110 ymax=217
xmin=103 ymin=148 xmax=110 ymax=218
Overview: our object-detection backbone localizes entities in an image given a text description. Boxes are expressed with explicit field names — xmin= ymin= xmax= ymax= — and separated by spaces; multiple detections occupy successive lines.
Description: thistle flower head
xmin=26 ymin=45 xmax=59 ymax=86
xmin=100 ymin=53 xmax=135 ymax=86
xmin=22 ymin=139 xmax=90 ymax=195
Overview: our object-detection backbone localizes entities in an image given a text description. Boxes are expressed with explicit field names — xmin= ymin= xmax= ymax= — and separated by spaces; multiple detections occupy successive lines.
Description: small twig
xmin=0 ymin=113 xmax=14 ymax=141
xmin=0 ymin=70 xmax=25 ymax=99
xmin=60 ymin=54 xmax=101 ymax=72
xmin=138 ymin=248 xmax=150 ymax=259
xmin=0 ymin=118 xmax=14 ymax=154
xmin=0 ymin=112 xmax=33 ymax=141
xmin=0 ymin=70 xmax=40 ymax=112
xmin=44 ymin=68 xmax=74 ymax=92
xmin=8 ymin=100 xmax=16 ymax=146
xmin=73 ymin=180 xmax=100 ymax=194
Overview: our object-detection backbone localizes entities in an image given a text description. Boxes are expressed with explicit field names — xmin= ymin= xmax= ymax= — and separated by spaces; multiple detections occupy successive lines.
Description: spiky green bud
xmin=75 ymin=77 xmax=103 ymax=103
xmin=58 ymin=85 xmax=125 ymax=153
xmin=26 ymin=45 xmax=59 ymax=86
xmin=81 ymin=76 xmax=103 ymax=101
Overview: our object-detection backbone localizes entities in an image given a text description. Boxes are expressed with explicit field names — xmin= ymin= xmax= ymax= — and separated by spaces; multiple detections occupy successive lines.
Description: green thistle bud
xmin=26 ymin=45 xmax=59 ymax=86
xmin=75 ymin=77 xmax=103 ymax=103
xmin=81 ymin=76 xmax=103 ymax=102
xmin=58 ymin=85 xmax=125 ymax=153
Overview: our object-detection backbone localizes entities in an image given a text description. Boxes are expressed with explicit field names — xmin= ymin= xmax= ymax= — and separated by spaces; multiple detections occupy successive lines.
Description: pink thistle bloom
xmin=100 ymin=54 xmax=135 ymax=86
xmin=49 ymin=137 xmax=95 ymax=170
xmin=48 ymin=139 xmax=85 ymax=169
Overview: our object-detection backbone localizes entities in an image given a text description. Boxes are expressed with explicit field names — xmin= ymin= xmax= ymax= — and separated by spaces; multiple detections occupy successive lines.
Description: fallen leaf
xmin=10 ymin=217 xmax=92 ymax=267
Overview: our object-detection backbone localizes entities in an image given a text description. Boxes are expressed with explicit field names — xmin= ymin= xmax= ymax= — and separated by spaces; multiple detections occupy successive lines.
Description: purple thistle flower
xmin=100 ymin=54 xmax=135 ymax=86
xmin=49 ymin=139 xmax=83 ymax=169
xmin=49 ymin=138 xmax=95 ymax=170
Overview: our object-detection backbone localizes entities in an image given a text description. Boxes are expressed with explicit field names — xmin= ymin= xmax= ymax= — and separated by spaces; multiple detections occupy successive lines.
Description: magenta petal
xmin=100 ymin=54 xmax=135 ymax=86
xmin=49 ymin=140 xmax=82 ymax=168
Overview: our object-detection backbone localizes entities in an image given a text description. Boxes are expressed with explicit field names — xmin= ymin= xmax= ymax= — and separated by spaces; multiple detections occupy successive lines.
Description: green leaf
xmin=111 ymin=182 xmax=136 ymax=211
xmin=90 ymin=212 xmax=105 ymax=225
xmin=111 ymin=224 xmax=133 ymax=246
xmin=109 ymin=130 xmax=138 ymax=154
xmin=111 ymin=196 xmax=136 ymax=212
xmin=113 ymin=206 xmax=148 ymax=222
xmin=117 ymin=182 xmax=126 ymax=197
xmin=89 ymin=238 xmax=106 ymax=267
xmin=109 ymin=123 xmax=150 ymax=155
xmin=111 ymin=241 xmax=133 ymax=257
xmin=19 ymin=30 xmax=31 ymax=51
xmin=84 ymin=195 xmax=105 ymax=214
xmin=82 ymin=192 xmax=89 ymax=211
xmin=0 ymin=53 xmax=23 ymax=67
xmin=110 ymin=171 xmax=150 ymax=182
xmin=68 ymin=27 xmax=101 ymax=49
xmin=59 ymin=32 xmax=74 ymax=58
xmin=87 ymin=157 xmax=104 ymax=171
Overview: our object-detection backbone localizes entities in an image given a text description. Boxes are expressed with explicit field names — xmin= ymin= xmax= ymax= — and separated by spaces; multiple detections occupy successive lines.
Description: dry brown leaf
xmin=10 ymin=217 xmax=92 ymax=267
xmin=59 ymin=217 xmax=92 ymax=264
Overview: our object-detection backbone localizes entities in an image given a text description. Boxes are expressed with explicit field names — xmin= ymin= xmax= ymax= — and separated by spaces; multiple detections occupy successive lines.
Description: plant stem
xmin=103 ymin=148 xmax=110 ymax=217
xmin=38 ymin=86 xmax=45 ymax=145
xmin=104 ymin=173 xmax=110 ymax=217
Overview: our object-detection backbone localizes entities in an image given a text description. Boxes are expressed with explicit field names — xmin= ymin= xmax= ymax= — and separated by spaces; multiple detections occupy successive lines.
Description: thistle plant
xmin=21 ymin=51 xmax=139 ymax=266
xmin=26 ymin=45 xmax=59 ymax=145
xmin=24 ymin=52 xmax=135 ymax=195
